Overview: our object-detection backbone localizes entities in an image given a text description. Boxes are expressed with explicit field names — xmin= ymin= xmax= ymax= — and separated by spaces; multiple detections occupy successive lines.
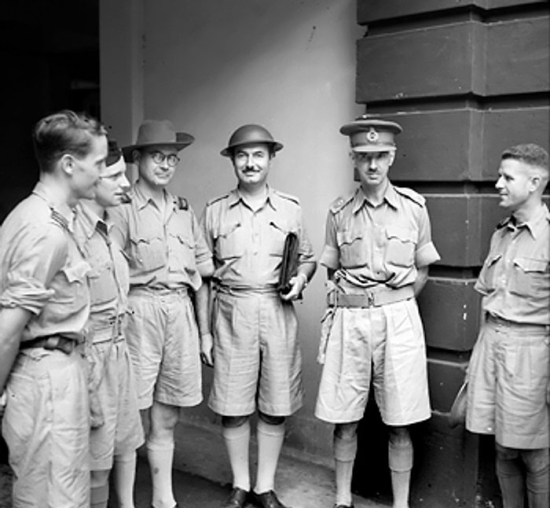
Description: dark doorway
xmin=0 ymin=0 xmax=99 ymax=222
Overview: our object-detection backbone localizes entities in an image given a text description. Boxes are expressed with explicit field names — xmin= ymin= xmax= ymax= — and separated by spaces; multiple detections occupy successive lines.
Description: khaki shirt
xmin=0 ymin=182 xmax=91 ymax=342
xmin=74 ymin=203 xmax=129 ymax=335
xmin=320 ymin=184 xmax=440 ymax=293
xmin=476 ymin=204 xmax=550 ymax=326
xmin=110 ymin=186 xmax=214 ymax=291
xmin=201 ymin=187 xmax=316 ymax=289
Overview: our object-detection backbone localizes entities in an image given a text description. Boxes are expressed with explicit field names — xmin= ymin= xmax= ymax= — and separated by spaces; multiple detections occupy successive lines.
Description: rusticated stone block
xmin=385 ymin=108 xmax=550 ymax=183
xmin=418 ymin=277 xmax=481 ymax=352
xmin=357 ymin=22 xmax=485 ymax=102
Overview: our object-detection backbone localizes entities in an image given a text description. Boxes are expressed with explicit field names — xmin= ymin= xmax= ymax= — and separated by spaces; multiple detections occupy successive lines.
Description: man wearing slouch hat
xmin=110 ymin=120 xmax=214 ymax=508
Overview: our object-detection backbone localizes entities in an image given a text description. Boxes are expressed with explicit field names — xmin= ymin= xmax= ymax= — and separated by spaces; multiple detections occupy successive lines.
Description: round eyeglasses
xmin=147 ymin=151 xmax=180 ymax=167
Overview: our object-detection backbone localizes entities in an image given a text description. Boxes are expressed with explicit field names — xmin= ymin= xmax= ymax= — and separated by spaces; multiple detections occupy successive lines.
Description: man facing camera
xmin=201 ymin=124 xmax=316 ymax=508
xmin=315 ymin=116 xmax=440 ymax=508
xmin=110 ymin=120 xmax=214 ymax=508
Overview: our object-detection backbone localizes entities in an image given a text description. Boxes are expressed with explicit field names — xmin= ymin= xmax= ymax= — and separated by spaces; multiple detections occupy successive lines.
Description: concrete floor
xmin=0 ymin=421 xmax=390 ymax=508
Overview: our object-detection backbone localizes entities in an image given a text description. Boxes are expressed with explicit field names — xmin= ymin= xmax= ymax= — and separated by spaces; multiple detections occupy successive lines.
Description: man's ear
xmin=132 ymin=149 xmax=141 ymax=164
xmin=60 ymin=154 xmax=74 ymax=176
xmin=389 ymin=150 xmax=396 ymax=166
xmin=529 ymin=173 xmax=542 ymax=193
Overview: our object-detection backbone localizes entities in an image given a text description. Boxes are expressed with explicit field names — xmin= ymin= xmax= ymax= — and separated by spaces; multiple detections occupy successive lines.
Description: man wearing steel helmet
xmin=0 ymin=110 xmax=107 ymax=507
xmin=74 ymin=140 xmax=144 ymax=508
xmin=200 ymin=124 xmax=317 ymax=508
xmin=315 ymin=116 xmax=439 ymax=508
xmin=110 ymin=120 xmax=214 ymax=508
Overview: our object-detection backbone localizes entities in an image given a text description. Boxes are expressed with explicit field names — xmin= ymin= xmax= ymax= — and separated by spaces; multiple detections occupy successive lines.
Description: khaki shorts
xmin=466 ymin=316 xmax=550 ymax=449
xmin=208 ymin=290 xmax=303 ymax=417
xmin=315 ymin=298 xmax=431 ymax=426
xmin=2 ymin=349 xmax=90 ymax=508
xmin=89 ymin=338 xmax=144 ymax=470
xmin=125 ymin=288 xmax=202 ymax=409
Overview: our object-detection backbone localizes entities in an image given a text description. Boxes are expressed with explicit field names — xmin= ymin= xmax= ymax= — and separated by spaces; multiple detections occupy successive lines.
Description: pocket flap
xmin=514 ymin=257 xmax=548 ymax=273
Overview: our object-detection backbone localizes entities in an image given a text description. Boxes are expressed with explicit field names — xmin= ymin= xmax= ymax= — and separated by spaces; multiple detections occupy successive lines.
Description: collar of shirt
xmin=352 ymin=184 xmax=399 ymax=214
xmin=32 ymin=181 xmax=76 ymax=233
xmin=77 ymin=202 xmax=111 ymax=240
xmin=133 ymin=184 xmax=178 ymax=212
xmin=499 ymin=204 xmax=550 ymax=240
xmin=228 ymin=186 xmax=279 ymax=212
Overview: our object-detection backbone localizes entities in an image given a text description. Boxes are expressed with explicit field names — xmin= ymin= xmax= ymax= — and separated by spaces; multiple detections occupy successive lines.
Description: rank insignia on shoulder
xmin=177 ymin=196 xmax=188 ymax=210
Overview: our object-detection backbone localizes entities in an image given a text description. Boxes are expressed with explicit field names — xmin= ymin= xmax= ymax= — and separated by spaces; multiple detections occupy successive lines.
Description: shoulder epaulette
xmin=206 ymin=192 xmax=231 ymax=207
xmin=394 ymin=186 xmax=425 ymax=206
xmin=274 ymin=190 xmax=300 ymax=205
xmin=177 ymin=196 xmax=188 ymax=210
xmin=329 ymin=194 xmax=353 ymax=214
xmin=50 ymin=209 xmax=70 ymax=233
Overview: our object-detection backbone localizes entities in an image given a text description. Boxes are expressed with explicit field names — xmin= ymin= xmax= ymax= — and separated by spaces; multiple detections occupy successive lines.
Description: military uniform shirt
xmin=0 ymin=182 xmax=90 ymax=342
xmin=110 ymin=186 xmax=214 ymax=290
xmin=320 ymin=184 xmax=440 ymax=292
xmin=475 ymin=204 xmax=550 ymax=325
xmin=74 ymin=203 xmax=129 ymax=332
xmin=201 ymin=187 xmax=315 ymax=289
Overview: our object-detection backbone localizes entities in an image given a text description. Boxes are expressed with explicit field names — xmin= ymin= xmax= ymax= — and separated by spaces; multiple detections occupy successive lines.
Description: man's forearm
xmin=413 ymin=266 xmax=429 ymax=297
xmin=0 ymin=307 xmax=32 ymax=393
xmin=193 ymin=282 xmax=211 ymax=336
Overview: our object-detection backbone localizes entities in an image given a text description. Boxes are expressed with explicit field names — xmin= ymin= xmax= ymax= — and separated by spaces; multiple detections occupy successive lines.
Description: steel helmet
xmin=221 ymin=124 xmax=283 ymax=157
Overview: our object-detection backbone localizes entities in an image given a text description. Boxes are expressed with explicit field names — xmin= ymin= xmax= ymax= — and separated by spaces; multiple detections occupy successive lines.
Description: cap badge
xmin=366 ymin=128 xmax=379 ymax=142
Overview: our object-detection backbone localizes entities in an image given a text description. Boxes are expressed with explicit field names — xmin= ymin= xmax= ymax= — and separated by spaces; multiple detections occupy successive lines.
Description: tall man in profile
xmin=201 ymin=124 xmax=316 ymax=508
xmin=315 ymin=116 xmax=440 ymax=508
xmin=110 ymin=120 xmax=214 ymax=508
xmin=466 ymin=144 xmax=550 ymax=508
xmin=0 ymin=110 xmax=108 ymax=507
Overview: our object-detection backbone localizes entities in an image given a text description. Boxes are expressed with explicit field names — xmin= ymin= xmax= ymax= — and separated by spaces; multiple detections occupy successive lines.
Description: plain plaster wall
xmin=100 ymin=0 xmax=362 ymax=460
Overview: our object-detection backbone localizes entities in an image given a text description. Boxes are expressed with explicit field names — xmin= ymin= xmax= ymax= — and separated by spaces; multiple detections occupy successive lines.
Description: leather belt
xmin=20 ymin=335 xmax=76 ymax=354
xmin=328 ymin=285 xmax=414 ymax=308
xmin=486 ymin=313 xmax=550 ymax=334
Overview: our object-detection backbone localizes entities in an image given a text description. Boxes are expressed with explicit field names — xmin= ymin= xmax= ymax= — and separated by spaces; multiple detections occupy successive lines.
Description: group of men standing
xmin=0 ymin=109 xmax=548 ymax=508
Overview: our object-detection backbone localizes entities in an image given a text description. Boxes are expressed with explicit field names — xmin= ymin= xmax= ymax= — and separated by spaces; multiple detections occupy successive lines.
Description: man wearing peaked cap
xmin=315 ymin=115 xmax=440 ymax=508
xmin=109 ymin=120 xmax=214 ymax=508
xmin=200 ymin=124 xmax=317 ymax=508
xmin=74 ymin=139 xmax=144 ymax=508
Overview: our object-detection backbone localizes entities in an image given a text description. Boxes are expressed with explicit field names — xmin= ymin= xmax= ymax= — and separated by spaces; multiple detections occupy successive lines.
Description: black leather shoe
xmin=222 ymin=487 xmax=249 ymax=508
xmin=253 ymin=490 xmax=290 ymax=508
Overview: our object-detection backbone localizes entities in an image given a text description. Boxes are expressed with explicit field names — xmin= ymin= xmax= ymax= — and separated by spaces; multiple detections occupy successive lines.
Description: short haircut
xmin=501 ymin=143 xmax=549 ymax=172
xmin=33 ymin=110 xmax=107 ymax=173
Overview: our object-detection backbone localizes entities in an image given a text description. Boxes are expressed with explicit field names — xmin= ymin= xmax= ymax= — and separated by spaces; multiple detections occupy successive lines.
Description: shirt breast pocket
xmin=385 ymin=226 xmax=416 ymax=268
xmin=167 ymin=233 xmax=194 ymax=273
xmin=510 ymin=257 xmax=549 ymax=297
xmin=267 ymin=220 xmax=291 ymax=258
xmin=336 ymin=230 xmax=366 ymax=268
xmin=88 ymin=259 xmax=118 ymax=306
xmin=51 ymin=260 xmax=90 ymax=312
xmin=130 ymin=236 xmax=165 ymax=272
xmin=215 ymin=222 xmax=244 ymax=261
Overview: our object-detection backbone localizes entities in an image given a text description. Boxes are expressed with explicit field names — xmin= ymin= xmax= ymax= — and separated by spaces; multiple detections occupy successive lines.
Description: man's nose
xmin=120 ymin=174 xmax=131 ymax=191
